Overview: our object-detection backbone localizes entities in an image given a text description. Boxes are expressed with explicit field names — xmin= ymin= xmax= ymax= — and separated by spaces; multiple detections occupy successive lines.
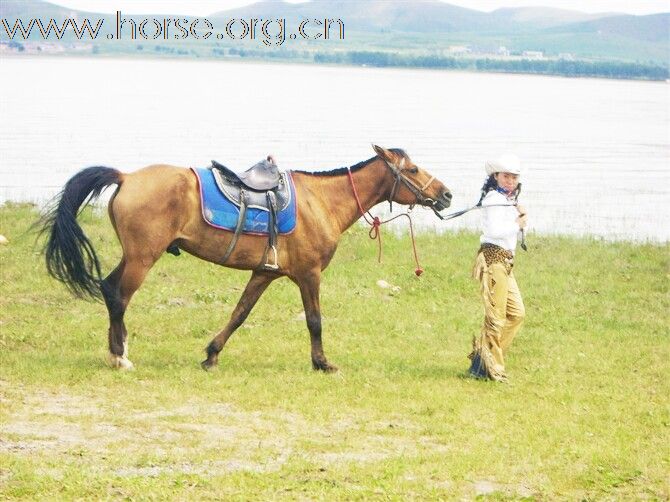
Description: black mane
xmin=293 ymin=149 xmax=409 ymax=177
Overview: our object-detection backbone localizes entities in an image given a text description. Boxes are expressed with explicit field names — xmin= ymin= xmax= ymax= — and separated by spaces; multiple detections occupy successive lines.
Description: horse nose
xmin=441 ymin=190 xmax=452 ymax=207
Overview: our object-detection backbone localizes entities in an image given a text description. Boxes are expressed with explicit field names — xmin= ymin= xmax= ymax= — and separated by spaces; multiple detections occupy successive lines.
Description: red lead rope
xmin=346 ymin=168 xmax=424 ymax=276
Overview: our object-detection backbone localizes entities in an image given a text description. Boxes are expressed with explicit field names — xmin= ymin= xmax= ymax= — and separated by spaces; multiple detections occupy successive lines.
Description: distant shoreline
xmin=2 ymin=51 xmax=668 ymax=83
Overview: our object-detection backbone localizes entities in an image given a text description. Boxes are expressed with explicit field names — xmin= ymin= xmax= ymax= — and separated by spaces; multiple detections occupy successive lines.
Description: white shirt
xmin=479 ymin=190 xmax=520 ymax=253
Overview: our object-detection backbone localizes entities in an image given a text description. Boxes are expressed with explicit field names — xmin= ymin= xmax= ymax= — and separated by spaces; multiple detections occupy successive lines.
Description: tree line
xmin=225 ymin=47 xmax=668 ymax=81
xmin=315 ymin=51 xmax=669 ymax=81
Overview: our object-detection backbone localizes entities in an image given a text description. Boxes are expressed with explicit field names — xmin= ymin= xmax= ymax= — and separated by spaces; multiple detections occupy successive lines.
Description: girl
xmin=469 ymin=154 xmax=527 ymax=382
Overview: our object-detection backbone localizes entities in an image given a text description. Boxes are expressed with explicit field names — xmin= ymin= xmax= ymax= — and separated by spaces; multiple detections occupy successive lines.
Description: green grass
xmin=1 ymin=202 xmax=668 ymax=500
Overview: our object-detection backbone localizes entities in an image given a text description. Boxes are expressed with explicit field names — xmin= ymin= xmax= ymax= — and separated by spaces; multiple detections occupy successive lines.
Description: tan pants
xmin=469 ymin=254 xmax=525 ymax=381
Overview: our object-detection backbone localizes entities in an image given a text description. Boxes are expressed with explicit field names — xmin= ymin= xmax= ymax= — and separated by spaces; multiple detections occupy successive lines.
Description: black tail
xmin=40 ymin=166 xmax=122 ymax=300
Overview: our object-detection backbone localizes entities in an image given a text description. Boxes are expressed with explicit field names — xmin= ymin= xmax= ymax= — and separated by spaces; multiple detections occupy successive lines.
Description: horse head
xmin=373 ymin=145 xmax=452 ymax=213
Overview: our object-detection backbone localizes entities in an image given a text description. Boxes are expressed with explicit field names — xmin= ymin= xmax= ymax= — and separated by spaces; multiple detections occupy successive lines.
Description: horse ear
xmin=372 ymin=144 xmax=390 ymax=159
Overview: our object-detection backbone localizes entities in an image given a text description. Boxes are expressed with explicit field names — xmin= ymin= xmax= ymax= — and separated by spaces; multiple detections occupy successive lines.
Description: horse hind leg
xmin=101 ymin=262 xmax=127 ymax=368
xmin=101 ymin=256 xmax=153 ymax=370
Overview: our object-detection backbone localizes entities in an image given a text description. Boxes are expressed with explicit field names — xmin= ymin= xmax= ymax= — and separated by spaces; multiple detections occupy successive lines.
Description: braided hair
xmin=476 ymin=174 xmax=521 ymax=206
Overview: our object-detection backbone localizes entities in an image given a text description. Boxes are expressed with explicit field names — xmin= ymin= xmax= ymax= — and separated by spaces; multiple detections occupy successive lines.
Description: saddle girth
xmin=220 ymin=190 xmax=248 ymax=265
xmin=265 ymin=191 xmax=279 ymax=270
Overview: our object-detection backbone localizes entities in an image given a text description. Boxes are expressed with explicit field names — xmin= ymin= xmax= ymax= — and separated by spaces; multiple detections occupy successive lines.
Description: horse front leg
xmin=295 ymin=271 xmax=338 ymax=373
xmin=201 ymin=270 xmax=276 ymax=370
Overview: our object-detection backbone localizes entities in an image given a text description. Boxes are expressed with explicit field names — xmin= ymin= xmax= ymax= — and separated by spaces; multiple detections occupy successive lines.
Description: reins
xmin=347 ymin=167 xmax=425 ymax=276
xmin=440 ymin=182 xmax=528 ymax=251
xmin=440 ymin=202 xmax=518 ymax=221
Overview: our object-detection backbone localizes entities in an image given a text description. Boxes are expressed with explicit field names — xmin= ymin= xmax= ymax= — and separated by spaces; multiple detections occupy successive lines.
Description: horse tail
xmin=40 ymin=166 xmax=123 ymax=301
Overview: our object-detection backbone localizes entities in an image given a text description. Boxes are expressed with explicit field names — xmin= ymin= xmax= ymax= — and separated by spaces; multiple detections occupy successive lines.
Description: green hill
xmin=1 ymin=0 xmax=667 ymax=78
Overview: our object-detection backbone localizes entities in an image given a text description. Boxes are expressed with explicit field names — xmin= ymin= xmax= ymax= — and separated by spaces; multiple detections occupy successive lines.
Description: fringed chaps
xmin=468 ymin=245 xmax=525 ymax=382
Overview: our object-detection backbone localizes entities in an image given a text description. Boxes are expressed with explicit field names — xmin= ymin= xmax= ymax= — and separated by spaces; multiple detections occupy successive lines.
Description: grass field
xmin=1 ymin=202 xmax=668 ymax=500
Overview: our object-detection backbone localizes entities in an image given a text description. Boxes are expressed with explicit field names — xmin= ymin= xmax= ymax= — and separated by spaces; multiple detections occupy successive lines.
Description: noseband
xmin=382 ymin=158 xmax=444 ymax=219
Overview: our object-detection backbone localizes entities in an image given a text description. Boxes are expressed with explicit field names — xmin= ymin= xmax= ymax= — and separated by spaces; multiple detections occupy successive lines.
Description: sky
xmin=50 ymin=0 xmax=670 ymax=17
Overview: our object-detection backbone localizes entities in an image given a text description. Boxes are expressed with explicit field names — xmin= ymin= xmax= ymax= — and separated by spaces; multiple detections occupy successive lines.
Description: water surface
xmin=1 ymin=57 xmax=668 ymax=241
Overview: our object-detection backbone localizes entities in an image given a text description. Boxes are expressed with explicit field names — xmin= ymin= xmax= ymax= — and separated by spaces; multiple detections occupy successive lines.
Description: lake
xmin=1 ymin=56 xmax=668 ymax=241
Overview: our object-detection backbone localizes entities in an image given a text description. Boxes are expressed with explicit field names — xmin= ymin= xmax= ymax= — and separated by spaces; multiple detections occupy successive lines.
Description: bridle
xmin=345 ymin=157 xmax=527 ymax=272
xmin=382 ymin=157 xmax=445 ymax=219
xmin=345 ymin=156 xmax=446 ymax=276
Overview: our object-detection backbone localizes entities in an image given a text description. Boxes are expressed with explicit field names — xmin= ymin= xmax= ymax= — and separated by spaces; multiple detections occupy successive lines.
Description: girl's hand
xmin=516 ymin=205 xmax=527 ymax=229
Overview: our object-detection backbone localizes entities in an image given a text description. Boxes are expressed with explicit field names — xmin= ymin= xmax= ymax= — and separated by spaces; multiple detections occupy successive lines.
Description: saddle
xmin=211 ymin=158 xmax=280 ymax=191
xmin=211 ymin=162 xmax=291 ymax=212
xmin=210 ymin=156 xmax=284 ymax=270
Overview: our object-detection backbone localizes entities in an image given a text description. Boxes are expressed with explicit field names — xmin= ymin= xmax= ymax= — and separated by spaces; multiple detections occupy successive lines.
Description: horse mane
xmin=293 ymin=149 xmax=409 ymax=177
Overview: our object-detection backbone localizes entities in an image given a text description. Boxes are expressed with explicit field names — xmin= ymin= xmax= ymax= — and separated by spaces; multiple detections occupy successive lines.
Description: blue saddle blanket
xmin=191 ymin=167 xmax=297 ymax=235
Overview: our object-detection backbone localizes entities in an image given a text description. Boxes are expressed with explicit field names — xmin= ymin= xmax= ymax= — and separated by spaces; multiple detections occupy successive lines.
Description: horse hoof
xmin=108 ymin=354 xmax=135 ymax=370
xmin=201 ymin=359 xmax=217 ymax=371
xmin=313 ymin=360 xmax=338 ymax=373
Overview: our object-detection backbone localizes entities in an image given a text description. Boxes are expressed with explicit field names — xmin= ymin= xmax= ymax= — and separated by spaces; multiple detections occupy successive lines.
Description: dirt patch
xmin=473 ymin=479 xmax=502 ymax=495
xmin=1 ymin=389 xmax=112 ymax=454
xmin=467 ymin=479 xmax=538 ymax=499
xmin=1 ymin=388 xmax=448 ymax=477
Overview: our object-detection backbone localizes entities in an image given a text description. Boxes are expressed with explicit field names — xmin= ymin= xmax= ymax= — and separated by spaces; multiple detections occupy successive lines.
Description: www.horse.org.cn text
xmin=1 ymin=12 xmax=345 ymax=46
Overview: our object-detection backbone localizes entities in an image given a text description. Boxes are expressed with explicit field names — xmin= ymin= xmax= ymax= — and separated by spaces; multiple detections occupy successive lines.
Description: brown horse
xmin=41 ymin=145 xmax=451 ymax=371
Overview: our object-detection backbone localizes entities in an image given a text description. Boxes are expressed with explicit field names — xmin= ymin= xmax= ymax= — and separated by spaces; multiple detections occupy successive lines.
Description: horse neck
xmin=313 ymin=158 xmax=392 ymax=233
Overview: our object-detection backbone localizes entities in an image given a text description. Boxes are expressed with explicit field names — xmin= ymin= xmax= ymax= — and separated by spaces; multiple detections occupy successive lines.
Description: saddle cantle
xmin=211 ymin=157 xmax=280 ymax=191
xmin=211 ymin=166 xmax=291 ymax=212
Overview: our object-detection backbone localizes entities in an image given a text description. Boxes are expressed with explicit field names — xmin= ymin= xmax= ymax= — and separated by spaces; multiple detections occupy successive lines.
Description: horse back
xmin=116 ymin=164 xmax=196 ymax=208
xmin=110 ymin=165 xmax=343 ymax=275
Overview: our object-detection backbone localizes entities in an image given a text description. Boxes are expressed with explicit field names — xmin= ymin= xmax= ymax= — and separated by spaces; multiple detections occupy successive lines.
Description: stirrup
xmin=264 ymin=245 xmax=279 ymax=270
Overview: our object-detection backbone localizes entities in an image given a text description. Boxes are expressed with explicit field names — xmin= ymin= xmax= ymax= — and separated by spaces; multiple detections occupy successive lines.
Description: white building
xmin=447 ymin=45 xmax=471 ymax=55
xmin=522 ymin=50 xmax=544 ymax=60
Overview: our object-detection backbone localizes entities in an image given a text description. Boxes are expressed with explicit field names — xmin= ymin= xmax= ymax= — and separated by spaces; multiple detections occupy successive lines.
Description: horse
xmin=40 ymin=145 xmax=452 ymax=372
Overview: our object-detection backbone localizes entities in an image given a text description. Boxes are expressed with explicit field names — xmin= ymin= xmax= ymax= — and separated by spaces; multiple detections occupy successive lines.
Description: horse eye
xmin=408 ymin=167 xmax=419 ymax=174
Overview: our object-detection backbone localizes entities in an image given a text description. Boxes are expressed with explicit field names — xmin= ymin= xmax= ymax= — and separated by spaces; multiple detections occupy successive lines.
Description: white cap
xmin=485 ymin=154 xmax=521 ymax=176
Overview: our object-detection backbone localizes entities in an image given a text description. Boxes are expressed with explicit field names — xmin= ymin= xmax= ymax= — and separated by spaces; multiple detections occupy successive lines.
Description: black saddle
xmin=211 ymin=165 xmax=290 ymax=211
xmin=211 ymin=157 xmax=280 ymax=191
